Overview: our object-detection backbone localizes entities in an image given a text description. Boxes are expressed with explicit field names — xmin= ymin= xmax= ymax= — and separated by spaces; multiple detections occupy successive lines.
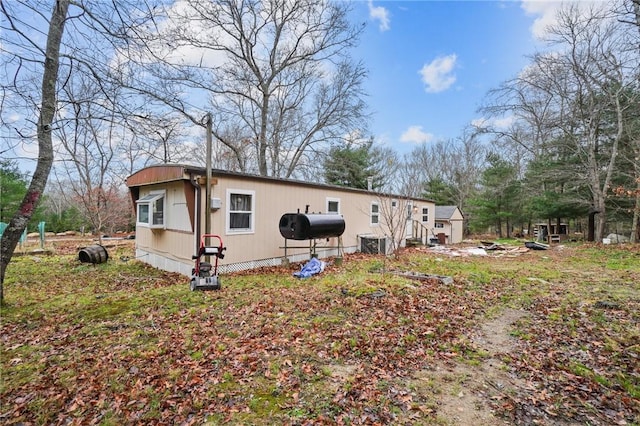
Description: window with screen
xmin=327 ymin=198 xmax=340 ymax=214
xmin=227 ymin=190 xmax=255 ymax=233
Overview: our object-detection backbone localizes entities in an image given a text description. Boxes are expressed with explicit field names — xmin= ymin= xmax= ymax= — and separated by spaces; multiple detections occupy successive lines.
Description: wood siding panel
xmin=126 ymin=165 xmax=187 ymax=187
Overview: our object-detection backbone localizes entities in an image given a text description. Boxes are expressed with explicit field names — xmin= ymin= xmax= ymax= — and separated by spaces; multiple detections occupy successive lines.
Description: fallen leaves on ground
xmin=1 ymin=242 xmax=639 ymax=425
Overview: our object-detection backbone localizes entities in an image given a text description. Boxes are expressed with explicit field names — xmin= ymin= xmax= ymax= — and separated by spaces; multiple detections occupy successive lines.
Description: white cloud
xmin=520 ymin=0 xmax=606 ymax=40
xmin=368 ymin=0 xmax=390 ymax=32
xmin=521 ymin=0 xmax=559 ymax=39
xmin=419 ymin=54 xmax=457 ymax=93
xmin=400 ymin=126 xmax=435 ymax=144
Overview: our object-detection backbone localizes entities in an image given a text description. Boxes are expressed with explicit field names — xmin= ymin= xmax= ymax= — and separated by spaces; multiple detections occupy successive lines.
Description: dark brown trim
xmin=129 ymin=187 xmax=139 ymax=214
xmin=126 ymin=165 xmax=188 ymax=187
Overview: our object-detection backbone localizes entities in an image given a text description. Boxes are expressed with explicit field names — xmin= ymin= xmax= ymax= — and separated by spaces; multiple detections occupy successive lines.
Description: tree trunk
xmin=595 ymin=198 xmax=607 ymax=242
xmin=258 ymin=91 xmax=270 ymax=176
xmin=631 ymin=177 xmax=640 ymax=243
xmin=0 ymin=0 xmax=70 ymax=304
xmin=587 ymin=209 xmax=599 ymax=242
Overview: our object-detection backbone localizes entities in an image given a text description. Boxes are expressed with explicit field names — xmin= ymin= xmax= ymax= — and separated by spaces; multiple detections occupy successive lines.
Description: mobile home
xmin=126 ymin=164 xmax=436 ymax=275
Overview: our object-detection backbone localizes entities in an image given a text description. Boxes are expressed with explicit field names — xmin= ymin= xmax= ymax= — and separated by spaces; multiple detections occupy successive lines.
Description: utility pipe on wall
xmin=205 ymin=112 xmax=212 ymax=238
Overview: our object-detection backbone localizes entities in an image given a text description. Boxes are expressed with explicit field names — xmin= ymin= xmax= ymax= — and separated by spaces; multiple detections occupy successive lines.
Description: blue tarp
xmin=293 ymin=257 xmax=326 ymax=278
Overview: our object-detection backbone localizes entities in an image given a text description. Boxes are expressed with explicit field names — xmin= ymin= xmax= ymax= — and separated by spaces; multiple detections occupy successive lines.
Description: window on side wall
xmin=136 ymin=191 xmax=165 ymax=228
xmin=327 ymin=198 xmax=340 ymax=214
xmin=371 ymin=202 xmax=380 ymax=225
xmin=422 ymin=207 xmax=429 ymax=223
xmin=227 ymin=190 xmax=255 ymax=234
xmin=435 ymin=222 xmax=444 ymax=229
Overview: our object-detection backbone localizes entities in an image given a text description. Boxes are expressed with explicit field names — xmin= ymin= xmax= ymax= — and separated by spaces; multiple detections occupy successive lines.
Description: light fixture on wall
xmin=407 ymin=204 xmax=417 ymax=220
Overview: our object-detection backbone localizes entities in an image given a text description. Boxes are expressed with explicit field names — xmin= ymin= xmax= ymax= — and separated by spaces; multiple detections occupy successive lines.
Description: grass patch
xmin=2 ymin=242 xmax=639 ymax=424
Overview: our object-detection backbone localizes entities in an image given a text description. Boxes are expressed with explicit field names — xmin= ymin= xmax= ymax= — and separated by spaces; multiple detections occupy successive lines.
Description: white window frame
xmin=391 ymin=199 xmax=398 ymax=210
xmin=136 ymin=190 xmax=166 ymax=229
xmin=422 ymin=207 xmax=429 ymax=223
xmin=370 ymin=202 xmax=380 ymax=226
xmin=435 ymin=222 xmax=445 ymax=229
xmin=326 ymin=197 xmax=341 ymax=215
xmin=226 ymin=189 xmax=255 ymax=234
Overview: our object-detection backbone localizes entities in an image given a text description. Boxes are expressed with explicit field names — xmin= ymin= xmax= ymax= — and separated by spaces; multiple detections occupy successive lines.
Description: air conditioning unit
xmin=360 ymin=235 xmax=389 ymax=255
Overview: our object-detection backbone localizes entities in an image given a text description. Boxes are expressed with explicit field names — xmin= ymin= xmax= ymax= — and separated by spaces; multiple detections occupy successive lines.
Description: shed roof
xmin=435 ymin=206 xmax=461 ymax=220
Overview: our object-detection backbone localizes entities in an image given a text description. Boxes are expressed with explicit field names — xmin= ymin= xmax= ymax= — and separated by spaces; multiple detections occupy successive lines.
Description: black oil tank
xmin=279 ymin=213 xmax=346 ymax=240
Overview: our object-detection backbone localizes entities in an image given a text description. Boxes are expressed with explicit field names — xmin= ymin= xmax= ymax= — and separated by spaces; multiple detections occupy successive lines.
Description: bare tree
xmin=404 ymin=129 xmax=486 ymax=219
xmin=54 ymin=78 xmax=137 ymax=238
xmin=445 ymin=131 xmax=487 ymax=214
xmin=0 ymin=0 xmax=70 ymax=304
xmin=617 ymin=0 xmax=640 ymax=36
xmin=142 ymin=0 xmax=369 ymax=178
xmin=0 ymin=0 xmax=163 ymax=303
xmin=616 ymin=0 xmax=640 ymax=242
xmin=127 ymin=115 xmax=190 ymax=165
xmin=541 ymin=3 xmax=637 ymax=241
xmin=479 ymin=2 xmax=639 ymax=242
xmin=376 ymin=197 xmax=415 ymax=254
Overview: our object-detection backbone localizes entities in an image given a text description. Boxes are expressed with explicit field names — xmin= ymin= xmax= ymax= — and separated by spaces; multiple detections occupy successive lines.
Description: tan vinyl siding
xmin=209 ymin=177 xmax=334 ymax=265
xmin=138 ymin=227 xmax=194 ymax=261
xmin=207 ymin=176 xmax=417 ymax=266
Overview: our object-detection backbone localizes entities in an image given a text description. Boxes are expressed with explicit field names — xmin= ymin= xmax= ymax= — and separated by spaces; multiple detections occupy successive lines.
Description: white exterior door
xmin=405 ymin=202 xmax=413 ymax=238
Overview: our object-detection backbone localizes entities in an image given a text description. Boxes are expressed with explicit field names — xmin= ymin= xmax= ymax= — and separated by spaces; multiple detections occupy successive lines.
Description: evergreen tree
xmin=323 ymin=139 xmax=390 ymax=190
xmin=469 ymin=154 xmax=521 ymax=238
xmin=422 ymin=178 xmax=457 ymax=206
xmin=0 ymin=161 xmax=28 ymax=224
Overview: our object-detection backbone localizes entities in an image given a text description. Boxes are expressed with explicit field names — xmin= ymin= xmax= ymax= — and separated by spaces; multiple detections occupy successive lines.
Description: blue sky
xmin=348 ymin=0 xmax=558 ymax=154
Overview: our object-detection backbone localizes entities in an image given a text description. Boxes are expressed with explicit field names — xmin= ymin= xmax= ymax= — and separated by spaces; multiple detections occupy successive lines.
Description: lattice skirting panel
xmin=137 ymin=246 xmax=358 ymax=277
xmin=218 ymin=245 xmax=358 ymax=274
